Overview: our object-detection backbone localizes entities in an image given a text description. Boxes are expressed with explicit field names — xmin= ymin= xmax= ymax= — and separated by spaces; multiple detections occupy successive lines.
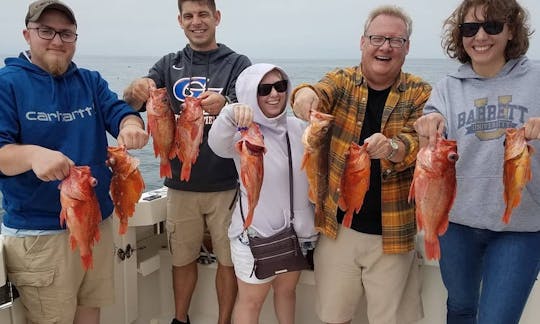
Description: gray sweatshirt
xmin=208 ymin=63 xmax=317 ymax=240
xmin=424 ymin=56 xmax=540 ymax=232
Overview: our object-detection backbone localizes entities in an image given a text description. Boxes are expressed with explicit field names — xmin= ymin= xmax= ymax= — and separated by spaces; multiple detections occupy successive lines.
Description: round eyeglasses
xmin=27 ymin=27 xmax=78 ymax=43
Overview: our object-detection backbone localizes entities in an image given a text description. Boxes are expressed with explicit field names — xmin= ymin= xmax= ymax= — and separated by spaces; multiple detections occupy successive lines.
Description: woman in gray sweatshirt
xmin=414 ymin=1 xmax=540 ymax=323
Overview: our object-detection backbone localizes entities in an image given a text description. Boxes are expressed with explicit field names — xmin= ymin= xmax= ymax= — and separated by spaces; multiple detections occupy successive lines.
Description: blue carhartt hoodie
xmin=0 ymin=52 xmax=140 ymax=230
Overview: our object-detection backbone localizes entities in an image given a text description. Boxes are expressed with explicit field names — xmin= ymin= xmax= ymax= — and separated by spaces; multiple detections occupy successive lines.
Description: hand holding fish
xmin=233 ymin=104 xmax=253 ymax=128
xmin=123 ymin=77 xmax=157 ymax=110
xmin=523 ymin=117 xmax=540 ymax=140
xmin=363 ymin=133 xmax=400 ymax=161
xmin=414 ymin=113 xmax=446 ymax=148
xmin=31 ymin=147 xmax=74 ymax=181
xmin=117 ymin=117 xmax=149 ymax=149
xmin=199 ymin=91 xmax=227 ymax=115
xmin=292 ymin=87 xmax=319 ymax=121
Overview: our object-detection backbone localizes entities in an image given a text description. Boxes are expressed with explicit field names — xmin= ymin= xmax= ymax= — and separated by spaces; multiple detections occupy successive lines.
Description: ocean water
xmin=0 ymin=55 xmax=459 ymax=217
xmin=75 ymin=55 xmax=458 ymax=192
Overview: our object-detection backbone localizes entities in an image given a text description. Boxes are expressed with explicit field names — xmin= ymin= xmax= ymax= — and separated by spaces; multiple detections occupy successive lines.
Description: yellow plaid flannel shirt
xmin=292 ymin=66 xmax=431 ymax=254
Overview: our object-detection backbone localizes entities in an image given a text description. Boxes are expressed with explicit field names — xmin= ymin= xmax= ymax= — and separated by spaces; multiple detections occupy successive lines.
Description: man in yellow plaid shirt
xmin=291 ymin=5 xmax=431 ymax=324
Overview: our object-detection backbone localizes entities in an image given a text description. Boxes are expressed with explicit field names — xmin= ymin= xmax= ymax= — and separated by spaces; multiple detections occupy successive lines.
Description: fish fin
xmin=437 ymin=219 xmax=449 ymax=236
xmin=69 ymin=235 xmax=77 ymax=250
xmin=416 ymin=211 xmax=424 ymax=231
xmin=160 ymin=159 xmax=172 ymax=178
xmin=118 ymin=220 xmax=128 ymax=235
xmin=342 ymin=211 xmax=353 ymax=228
xmin=81 ymin=254 xmax=93 ymax=271
xmin=408 ymin=180 xmax=415 ymax=203
xmin=338 ymin=196 xmax=347 ymax=211
xmin=502 ymin=208 xmax=512 ymax=224
xmin=301 ymin=152 xmax=310 ymax=170
xmin=424 ymin=235 xmax=441 ymax=260
xmin=308 ymin=188 xmax=316 ymax=204
xmin=180 ymin=163 xmax=192 ymax=182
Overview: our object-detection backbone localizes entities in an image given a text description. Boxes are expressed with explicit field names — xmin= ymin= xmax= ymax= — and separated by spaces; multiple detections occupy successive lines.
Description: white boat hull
xmin=1 ymin=188 xmax=539 ymax=324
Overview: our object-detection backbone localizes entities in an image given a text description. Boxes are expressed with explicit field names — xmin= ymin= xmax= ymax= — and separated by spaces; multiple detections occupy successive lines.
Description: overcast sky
xmin=2 ymin=0 xmax=540 ymax=60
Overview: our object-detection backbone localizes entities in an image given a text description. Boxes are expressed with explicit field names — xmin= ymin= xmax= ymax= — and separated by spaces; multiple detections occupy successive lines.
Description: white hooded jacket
xmin=208 ymin=63 xmax=317 ymax=240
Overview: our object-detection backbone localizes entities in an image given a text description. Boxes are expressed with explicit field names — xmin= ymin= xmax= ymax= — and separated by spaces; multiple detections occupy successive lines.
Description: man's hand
xmin=123 ymin=78 xmax=157 ymax=110
xmin=292 ymin=87 xmax=319 ymax=121
xmin=117 ymin=117 xmax=149 ymax=149
xmin=199 ymin=91 xmax=227 ymax=115
xmin=30 ymin=147 xmax=74 ymax=181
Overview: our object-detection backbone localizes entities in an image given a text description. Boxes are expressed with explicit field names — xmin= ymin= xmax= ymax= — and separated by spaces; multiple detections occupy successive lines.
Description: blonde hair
xmin=364 ymin=5 xmax=413 ymax=37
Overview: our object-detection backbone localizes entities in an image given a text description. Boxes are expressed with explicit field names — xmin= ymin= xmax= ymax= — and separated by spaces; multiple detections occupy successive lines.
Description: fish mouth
xmin=245 ymin=141 xmax=265 ymax=154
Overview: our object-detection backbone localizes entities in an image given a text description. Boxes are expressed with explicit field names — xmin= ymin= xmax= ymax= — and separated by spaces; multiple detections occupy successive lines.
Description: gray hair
xmin=364 ymin=5 xmax=413 ymax=38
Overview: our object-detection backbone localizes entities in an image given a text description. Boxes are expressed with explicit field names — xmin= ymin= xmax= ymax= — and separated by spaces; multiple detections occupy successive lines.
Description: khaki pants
xmin=166 ymin=188 xmax=236 ymax=266
xmin=314 ymin=225 xmax=423 ymax=324
xmin=3 ymin=217 xmax=114 ymax=324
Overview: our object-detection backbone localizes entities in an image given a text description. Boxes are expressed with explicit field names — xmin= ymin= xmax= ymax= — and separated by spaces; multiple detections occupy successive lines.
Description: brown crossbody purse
xmin=240 ymin=133 xmax=309 ymax=279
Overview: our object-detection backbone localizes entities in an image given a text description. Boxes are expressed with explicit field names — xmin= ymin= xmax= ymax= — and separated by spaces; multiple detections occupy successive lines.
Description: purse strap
xmin=240 ymin=132 xmax=294 ymax=225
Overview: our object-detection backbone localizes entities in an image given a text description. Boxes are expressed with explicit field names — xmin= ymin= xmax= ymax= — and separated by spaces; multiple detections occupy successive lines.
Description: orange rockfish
xmin=236 ymin=123 xmax=266 ymax=229
xmin=503 ymin=127 xmax=533 ymax=224
xmin=59 ymin=166 xmax=102 ymax=270
xmin=147 ymin=88 xmax=176 ymax=178
xmin=301 ymin=111 xmax=334 ymax=203
xmin=175 ymin=96 xmax=204 ymax=181
xmin=409 ymin=135 xmax=458 ymax=260
xmin=338 ymin=142 xmax=370 ymax=228
xmin=107 ymin=146 xmax=145 ymax=235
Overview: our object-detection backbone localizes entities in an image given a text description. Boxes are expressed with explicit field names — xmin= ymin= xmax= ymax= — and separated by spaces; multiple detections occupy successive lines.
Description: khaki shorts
xmin=314 ymin=225 xmax=423 ymax=324
xmin=3 ymin=217 xmax=114 ymax=324
xmin=166 ymin=188 xmax=236 ymax=267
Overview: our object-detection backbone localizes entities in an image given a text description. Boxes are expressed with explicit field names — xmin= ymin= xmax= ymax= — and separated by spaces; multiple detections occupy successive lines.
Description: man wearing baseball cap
xmin=0 ymin=1 xmax=148 ymax=323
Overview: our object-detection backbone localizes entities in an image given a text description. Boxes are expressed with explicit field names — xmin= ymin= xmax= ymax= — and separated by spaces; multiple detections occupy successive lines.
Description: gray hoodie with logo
xmin=424 ymin=56 xmax=540 ymax=231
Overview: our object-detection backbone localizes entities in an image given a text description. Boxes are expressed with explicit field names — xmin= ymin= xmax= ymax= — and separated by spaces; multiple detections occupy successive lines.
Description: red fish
xmin=338 ymin=142 xmax=371 ymax=228
xmin=503 ymin=127 xmax=534 ymax=224
xmin=59 ymin=166 xmax=102 ymax=270
xmin=236 ymin=123 xmax=266 ymax=229
xmin=107 ymin=146 xmax=145 ymax=235
xmin=147 ymin=88 xmax=176 ymax=178
xmin=175 ymin=96 xmax=204 ymax=181
xmin=409 ymin=135 xmax=458 ymax=260
xmin=301 ymin=111 xmax=334 ymax=203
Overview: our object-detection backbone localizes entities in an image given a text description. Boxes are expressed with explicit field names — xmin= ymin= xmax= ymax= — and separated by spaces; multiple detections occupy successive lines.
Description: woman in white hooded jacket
xmin=208 ymin=63 xmax=317 ymax=323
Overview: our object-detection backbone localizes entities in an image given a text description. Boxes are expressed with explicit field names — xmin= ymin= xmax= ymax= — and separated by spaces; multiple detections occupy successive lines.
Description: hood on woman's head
xmin=235 ymin=63 xmax=291 ymax=119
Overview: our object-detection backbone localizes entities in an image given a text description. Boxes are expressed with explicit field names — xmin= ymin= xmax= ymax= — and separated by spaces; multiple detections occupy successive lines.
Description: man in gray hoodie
xmin=123 ymin=1 xmax=251 ymax=324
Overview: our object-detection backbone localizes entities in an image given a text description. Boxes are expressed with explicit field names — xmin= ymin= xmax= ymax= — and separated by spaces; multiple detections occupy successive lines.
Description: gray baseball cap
xmin=25 ymin=0 xmax=77 ymax=26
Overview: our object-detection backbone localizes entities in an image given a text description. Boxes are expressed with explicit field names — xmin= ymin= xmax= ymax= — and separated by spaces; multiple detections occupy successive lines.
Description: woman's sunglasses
xmin=257 ymin=80 xmax=288 ymax=96
xmin=459 ymin=21 xmax=505 ymax=38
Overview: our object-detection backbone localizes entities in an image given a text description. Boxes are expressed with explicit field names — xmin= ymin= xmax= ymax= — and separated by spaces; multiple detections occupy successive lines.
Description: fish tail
xmin=180 ymin=163 xmax=192 ymax=182
xmin=118 ymin=220 xmax=128 ymax=235
xmin=342 ymin=211 xmax=353 ymax=228
xmin=160 ymin=159 xmax=172 ymax=178
xmin=81 ymin=254 xmax=93 ymax=271
xmin=424 ymin=235 xmax=441 ymax=260
xmin=243 ymin=209 xmax=254 ymax=229
xmin=502 ymin=207 xmax=512 ymax=224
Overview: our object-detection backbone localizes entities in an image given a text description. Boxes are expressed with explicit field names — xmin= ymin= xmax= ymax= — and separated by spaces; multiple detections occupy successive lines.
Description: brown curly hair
xmin=442 ymin=0 xmax=533 ymax=63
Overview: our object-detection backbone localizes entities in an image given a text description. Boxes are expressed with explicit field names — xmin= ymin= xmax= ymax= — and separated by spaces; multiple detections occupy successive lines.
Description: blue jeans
xmin=439 ymin=222 xmax=540 ymax=324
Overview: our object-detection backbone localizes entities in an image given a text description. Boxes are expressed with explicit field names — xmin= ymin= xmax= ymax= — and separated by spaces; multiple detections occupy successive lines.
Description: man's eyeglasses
xmin=459 ymin=21 xmax=505 ymax=38
xmin=27 ymin=27 xmax=78 ymax=43
xmin=257 ymin=80 xmax=288 ymax=96
xmin=366 ymin=35 xmax=408 ymax=48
